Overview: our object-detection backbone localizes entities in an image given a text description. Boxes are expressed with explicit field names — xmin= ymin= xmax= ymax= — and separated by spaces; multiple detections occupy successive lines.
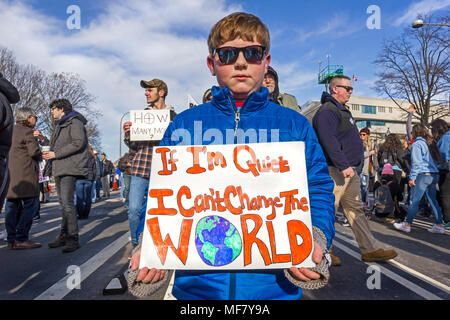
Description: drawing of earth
xmin=195 ymin=215 xmax=242 ymax=266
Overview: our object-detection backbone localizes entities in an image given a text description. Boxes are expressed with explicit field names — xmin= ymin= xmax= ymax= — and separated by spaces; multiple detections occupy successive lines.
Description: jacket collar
xmin=321 ymin=91 xmax=348 ymax=112
xmin=210 ymin=86 xmax=270 ymax=115
xmin=57 ymin=111 xmax=87 ymax=126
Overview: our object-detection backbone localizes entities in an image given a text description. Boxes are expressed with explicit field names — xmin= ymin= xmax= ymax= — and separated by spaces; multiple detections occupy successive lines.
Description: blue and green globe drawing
xmin=195 ymin=215 xmax=242 ymax=266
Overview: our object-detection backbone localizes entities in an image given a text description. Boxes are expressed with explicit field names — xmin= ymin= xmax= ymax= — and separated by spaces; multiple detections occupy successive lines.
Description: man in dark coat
xmin=5 ymin=107 xmax=42 ymax=249
xmin=43 ymin=99 xmax=89 ymax=253
xmin=312 ymin=75 xmax=397 ymax=265
xmin=0 ymin=73 xmax=19 ymax=212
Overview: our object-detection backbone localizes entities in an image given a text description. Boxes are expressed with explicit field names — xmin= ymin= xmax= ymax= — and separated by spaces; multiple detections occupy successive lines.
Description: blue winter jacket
xmin=410 ymin=137 xmax=439 ymax=181
xmin=437 ymin=130 xmax=450 ymax=171
xmin=154 ymin=86 xmax=335 ymax=300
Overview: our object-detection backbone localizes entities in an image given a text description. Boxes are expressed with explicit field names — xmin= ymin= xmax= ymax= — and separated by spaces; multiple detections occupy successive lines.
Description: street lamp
xmin=412 ymin=19 xmax=450 ymax=28
xmin=119 ymin=111 xmax=130 ymax=158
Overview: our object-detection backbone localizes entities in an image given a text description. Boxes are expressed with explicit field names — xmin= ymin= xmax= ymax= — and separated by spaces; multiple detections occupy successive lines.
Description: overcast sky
xmin=1 ymin=0 xmax=449 ymax=161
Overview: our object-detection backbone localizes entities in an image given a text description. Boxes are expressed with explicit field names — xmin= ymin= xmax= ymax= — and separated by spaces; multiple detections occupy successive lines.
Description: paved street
xmin=0 ymin=190 xmax=448 ymax=301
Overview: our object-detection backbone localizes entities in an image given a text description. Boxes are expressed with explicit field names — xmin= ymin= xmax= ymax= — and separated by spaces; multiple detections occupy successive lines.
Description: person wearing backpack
xmin=373 ymin=164 xmax=406 ymax=222
xmin=394 ymin=124 xmax=445 ymax=234
xmin=377 ymin=133 xmax=408 ymax=186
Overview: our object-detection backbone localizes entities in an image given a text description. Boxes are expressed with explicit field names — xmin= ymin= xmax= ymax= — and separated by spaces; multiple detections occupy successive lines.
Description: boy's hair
xmin=207 ymin=12 xmax=270 ymax=56
xmin=49 ymin=98 xmax=73 ymax=114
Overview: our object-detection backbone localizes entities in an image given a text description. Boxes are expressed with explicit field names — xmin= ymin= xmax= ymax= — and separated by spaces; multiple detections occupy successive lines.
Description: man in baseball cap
xmin=140 ymin=79 xmax=168 ymax=99
xmin=122 ymin=78 xmax=176 ymax=246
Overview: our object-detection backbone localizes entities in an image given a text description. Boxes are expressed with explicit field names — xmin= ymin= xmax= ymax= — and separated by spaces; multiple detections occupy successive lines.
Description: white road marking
xmin=9 ymin=271 xmax=41 ymax=294
xmin=34 ymin=232 xmax=129 ymax=300
xmin=334 ymin=232 xmax=449 ymax=296
xmin=332 ymin=239 xmax=442 ymax=300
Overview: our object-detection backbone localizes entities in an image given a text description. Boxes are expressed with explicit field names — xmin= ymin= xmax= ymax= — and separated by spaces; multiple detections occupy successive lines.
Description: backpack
xmin=382 ymin=150 xmax=397 ymax=167
xmin=374 ymin=182 xmax=395 ymax=215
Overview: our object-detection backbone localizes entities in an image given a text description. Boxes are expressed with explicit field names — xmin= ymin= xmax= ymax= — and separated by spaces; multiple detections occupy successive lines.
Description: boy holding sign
xmin=128 ymin=12 xmax=335 ymax=300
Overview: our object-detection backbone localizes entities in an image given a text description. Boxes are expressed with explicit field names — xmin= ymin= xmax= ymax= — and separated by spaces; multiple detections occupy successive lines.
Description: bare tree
xmin=0 ymin=47 xmax=102 ymax=149
xmin=374 ymin=15 xmax=449 ymax=125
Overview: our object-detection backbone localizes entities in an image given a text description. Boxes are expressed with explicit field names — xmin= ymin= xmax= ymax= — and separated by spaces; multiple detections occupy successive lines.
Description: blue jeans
xmin=406 ymin=173 xmax=443 ymax=225
xmin=127 ymin=176 xmax=149 ymax=244
xmin=91 ymin=180 xmax=96 ymax=203
xmin=5 ymin=197 xmax=39 ymax=244
xmin=360 ymin=174 xmax=369 ymax=204
xmin=76 ymin=179 xmax=93 ymax=219
xmin=119 ymin=174 xmax=125 ymax=198
xmin=95 ymin=178 xmax=102 ymax=198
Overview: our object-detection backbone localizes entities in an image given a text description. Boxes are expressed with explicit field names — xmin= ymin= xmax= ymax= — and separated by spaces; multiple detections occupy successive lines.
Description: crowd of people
xmin=0 ymin=93 xmax=118 ymax=251
xmin=0 ymin=11 xmax=448 ymax=300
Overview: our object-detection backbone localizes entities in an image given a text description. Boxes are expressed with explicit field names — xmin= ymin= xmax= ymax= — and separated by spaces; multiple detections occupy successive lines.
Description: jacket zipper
xmin=227 ymin=95 xmax=238 ymax=299
xmin=228 ymin=96 xmax=241 ymax=144
xmin=234 ymin=109 xmax=241 ymax=143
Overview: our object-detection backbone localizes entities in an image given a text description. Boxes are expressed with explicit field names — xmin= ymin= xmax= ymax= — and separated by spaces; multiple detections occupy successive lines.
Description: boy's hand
xmin=409 ymin=180 xmax=416 ymax=187
xmin=130 ymin=246 xmax=166 ymax=284
xmin=288 ymin=241 xmax=323 ymax=282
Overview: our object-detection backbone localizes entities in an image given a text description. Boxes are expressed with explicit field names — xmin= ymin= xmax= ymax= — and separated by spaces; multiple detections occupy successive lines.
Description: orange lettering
xmin=240 ymin=214 xmax=271 ymax=266
xmin=207 ymin=152 xmax=227 ymax=170
xmin=279 ymin=189 xmax=299 ymax=215
xmin=233 ymin=145 xmax=259 ymax=177
xmin=147 ymin=217 xmax=192 ymax=265
xmin=266 ymin=221 xmax=291 ymax=263
xmin=287 ymin=220 xmax=312 ymax=265
xmin=148 ymin=189 xmax=177 ymax=215
xmin=300 ymin=197 xmax=309 ymax=212
xmin=177 ymin=186 xmax=194 ymax=218
xmin=278 ymin=156 xmax=290 ymax=173
xmin=186 ymin=146 xmax=207 ymax=174
xmin=156 ymin=147 xmax=172 ymax=175
xmin=224 ymin=185 xmax=242 ymax=215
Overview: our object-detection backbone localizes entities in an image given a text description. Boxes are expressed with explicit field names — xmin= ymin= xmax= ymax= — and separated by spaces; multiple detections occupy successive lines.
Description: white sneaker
xmin=0 ymin=230 xmax=7 ymax=240
xmin=427 ymin=224 xmax=445 ymax=234
xmin=394 ymin=222 xmax=411 ymax=233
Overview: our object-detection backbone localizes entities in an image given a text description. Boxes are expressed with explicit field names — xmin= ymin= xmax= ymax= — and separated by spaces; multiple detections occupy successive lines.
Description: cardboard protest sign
xmin=139 ymin=141 xmax=315 ymax=270
xmin=129 ymin=109 xmax=171 ymax=141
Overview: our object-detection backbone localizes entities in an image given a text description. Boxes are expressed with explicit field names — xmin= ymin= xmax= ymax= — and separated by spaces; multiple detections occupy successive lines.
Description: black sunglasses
xmin=214 ymin=45 xmax=266 ymax=65
xmin=336 ymin=85 xmax=354 ymax=93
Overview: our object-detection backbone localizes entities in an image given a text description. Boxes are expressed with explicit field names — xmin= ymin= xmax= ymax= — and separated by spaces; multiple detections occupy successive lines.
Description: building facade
xmin=302 ymin=96 xmax=425 ymax=145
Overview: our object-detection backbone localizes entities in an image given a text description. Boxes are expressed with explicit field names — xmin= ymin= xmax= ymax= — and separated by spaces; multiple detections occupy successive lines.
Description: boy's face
xmin=207 ymin=37 xmax=271 ymax=101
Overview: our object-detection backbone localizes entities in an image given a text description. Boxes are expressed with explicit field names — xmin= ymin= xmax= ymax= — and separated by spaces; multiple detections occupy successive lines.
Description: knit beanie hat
xmin=381 ymin=163 xmax=394 ymax=175
xmin=360 ymin=127 xmax=370 ymax=135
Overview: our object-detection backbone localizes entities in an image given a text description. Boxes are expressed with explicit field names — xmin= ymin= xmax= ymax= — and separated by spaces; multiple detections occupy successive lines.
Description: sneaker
xmin=394 ymin=222 xmax=411 ymax=233
xmin=443 ymin=222 xmax=449 ymax=228
xmin=361 ymin=248 xmax=398 ymax=262
xmin=427 ymin=224 xmax=445 ymax=234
